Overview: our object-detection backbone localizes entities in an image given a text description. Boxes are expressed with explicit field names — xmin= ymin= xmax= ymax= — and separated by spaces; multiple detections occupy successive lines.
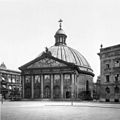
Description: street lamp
xmin=71 ymin=83 xmax=75 ymax=106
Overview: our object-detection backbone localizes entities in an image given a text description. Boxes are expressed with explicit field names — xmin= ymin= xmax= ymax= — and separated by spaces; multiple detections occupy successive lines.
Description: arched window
xmin=105 ymin=87 xmax=110 ymax=93
xmin=54 ymin=74 xmax=60 ymax=84
xmin=114 ymin=86 xmax=119 ymax=93
xmin=35 ymin=75 xmax=40 ymax=83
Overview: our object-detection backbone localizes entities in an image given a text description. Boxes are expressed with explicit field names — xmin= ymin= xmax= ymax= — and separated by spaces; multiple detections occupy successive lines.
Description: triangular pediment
xmin=27 ymin=57 xmax=67 ymax=69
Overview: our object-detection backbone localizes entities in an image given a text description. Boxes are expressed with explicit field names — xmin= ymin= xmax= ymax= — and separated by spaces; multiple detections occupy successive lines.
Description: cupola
xmin=54 ymin=19 xmax=67 ymax=46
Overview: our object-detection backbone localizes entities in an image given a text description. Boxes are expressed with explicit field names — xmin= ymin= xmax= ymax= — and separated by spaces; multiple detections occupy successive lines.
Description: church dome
xmin=49 ymin=45 xmax=91 ymax=69
xmin=39 ymin=19 xmax=93 ymax=72
xmin=55 ymin=28 xmax=66 ymax=35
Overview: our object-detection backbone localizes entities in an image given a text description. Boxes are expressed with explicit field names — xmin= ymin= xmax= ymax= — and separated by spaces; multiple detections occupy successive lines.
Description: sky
xmin=0 ymin=0 xmax=120 ymax=82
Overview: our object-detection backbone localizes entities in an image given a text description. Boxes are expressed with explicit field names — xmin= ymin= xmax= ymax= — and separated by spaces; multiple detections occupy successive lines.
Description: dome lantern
xmin=54 ymin=19 xmax=67 ymax=46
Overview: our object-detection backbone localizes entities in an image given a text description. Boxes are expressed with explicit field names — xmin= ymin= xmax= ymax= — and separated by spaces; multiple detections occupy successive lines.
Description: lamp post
xmin=71 ymin=84 xmax=75 ymax=106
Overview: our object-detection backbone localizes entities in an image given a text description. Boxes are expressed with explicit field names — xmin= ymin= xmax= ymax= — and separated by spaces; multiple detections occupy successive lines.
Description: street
xmin=1 ymin=101 xmax=120 ymax=120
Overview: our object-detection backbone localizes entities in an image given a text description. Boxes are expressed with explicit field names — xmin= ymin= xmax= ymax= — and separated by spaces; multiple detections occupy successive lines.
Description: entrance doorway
xmin=25 ymin=88 xmax=31 ymax=98
xmin=53 ymin=86 xmax=60 ymax=98
xmin=44 ymin=86 xmax=51 ymax=98
xmin=66 ymin=91 xmax=71 ymax=98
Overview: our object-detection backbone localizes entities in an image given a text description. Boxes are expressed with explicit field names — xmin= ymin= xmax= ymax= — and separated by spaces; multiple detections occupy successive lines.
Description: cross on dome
xmin=58 ymin=19 xmax=63 ymax=29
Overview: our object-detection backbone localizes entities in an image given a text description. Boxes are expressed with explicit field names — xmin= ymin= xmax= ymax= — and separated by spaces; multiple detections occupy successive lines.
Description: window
xmin=64 ymin=74 xmax=70 ymax=80
xmin=54 ymin=74 xmax=60 ymax=84
xmin=12 ymin=78 xmax=15 ymax=83
xmin=115 ymin=74 xmax=119 ymax=82
xmin=25 ymin=76 xmax=31 ymax=83
xmin=86 ymin=80 xmax=89 ymax=91
xmin=35 ymin=75 xmax=40 ymax=83
xmin=114 ymin=86 xmax=119 ymax=93
xmin=114 ymin=60 xmax=119 ymax=67
xmin=64 ymin=74 xmax=71 ymax=85
xmin=106 ymin=64 xmax=110 ymax=69
xmin=16 ymin=76 xmax=20 ymax=83
xmin=44 ymin=75 xmax=50 ymax=83
xmin=60 ymin=37 xmax=63 ymax=43
xmin=8 ymin=78 xmax=11 ymax=82
xmin=106 ymin=87 xmax=110 ymax=93
xmin=106 ymin=75 xmax=110 ymax=82
xmin=9 ymin=86 xmax=12 ymax=90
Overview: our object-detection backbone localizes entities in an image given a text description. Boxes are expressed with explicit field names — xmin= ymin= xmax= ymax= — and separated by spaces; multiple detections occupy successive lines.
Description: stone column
xmin=61 ymin=74 xmax=63 ymax=99
xmin=51 ymin=74 xmax=53 ymax=99
xmin=31 ymin=75 xmax=34 ymax=99
xmin=71 ymin=74 xmax=75 ymax=99
xmin=22 ymin=75 xmax=24 ymax=98
xmin=41 ymin=75 xmax=43 ymax=98
xmin=74 ymin=74 xmax=78 ymax=98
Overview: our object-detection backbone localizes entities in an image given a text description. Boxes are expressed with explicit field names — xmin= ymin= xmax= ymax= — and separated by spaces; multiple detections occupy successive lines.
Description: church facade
xmin=19 ymin=20 xmax=94 ymax=100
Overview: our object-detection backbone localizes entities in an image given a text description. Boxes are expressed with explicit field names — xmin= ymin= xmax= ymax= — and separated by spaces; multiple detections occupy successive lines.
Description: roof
xmin=19 ymin=52 xmax=94 ymax=76
xmin=48 ymin=45 xmax=91 ymax=69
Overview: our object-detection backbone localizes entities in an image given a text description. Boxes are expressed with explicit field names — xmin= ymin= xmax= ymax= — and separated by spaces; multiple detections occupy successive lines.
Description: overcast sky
xmin=0 ymin=0 xmax=120 ymax=82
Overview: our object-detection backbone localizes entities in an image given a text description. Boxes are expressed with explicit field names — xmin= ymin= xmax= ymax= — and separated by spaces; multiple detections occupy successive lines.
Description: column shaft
xmin=74 ymin=74 xmax=78 ymax=98
xmin=41 ymin=75 xmax=43 ymax=98
xmin=22 ymin=75 xmax=24 ymax=98
xmin=61 ymin=74 xmax=63 ymax=99
xmin=71 ymin=74 xmax=74 ymax=99
xmin=51 ymin=74 xmax=53 ymax=99
xmin=31 ymin=75 xmax=34 ymax=99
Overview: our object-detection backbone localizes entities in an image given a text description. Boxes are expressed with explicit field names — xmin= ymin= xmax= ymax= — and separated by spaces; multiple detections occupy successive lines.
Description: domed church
xmin=19 ymin=20 xmax=94 ymax=100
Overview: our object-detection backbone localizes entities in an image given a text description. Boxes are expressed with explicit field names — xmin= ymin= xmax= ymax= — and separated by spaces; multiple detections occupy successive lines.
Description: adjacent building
xmin=0 ymin=62 xmax=21 ymax=99
xmin=97 ymin=44 xmax=120 ymax=102
xmin=19 ymin=20 xmax=94 ymax=100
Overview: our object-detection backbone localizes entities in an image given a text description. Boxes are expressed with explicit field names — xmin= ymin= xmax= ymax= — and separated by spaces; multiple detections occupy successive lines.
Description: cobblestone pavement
xmin=1 ymin=101 xmax=120 ymax=120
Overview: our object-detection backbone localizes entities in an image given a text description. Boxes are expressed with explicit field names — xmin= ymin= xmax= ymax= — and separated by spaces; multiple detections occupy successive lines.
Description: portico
xmin=21 ymin=65 xmax=76 ymax=100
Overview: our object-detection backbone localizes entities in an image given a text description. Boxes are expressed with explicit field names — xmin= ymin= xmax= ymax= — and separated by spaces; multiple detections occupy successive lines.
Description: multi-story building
xmin=98 ymin=44 xmax=120 ymax=102
xmin=0 ymin=62 xmax=21 ymax=99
